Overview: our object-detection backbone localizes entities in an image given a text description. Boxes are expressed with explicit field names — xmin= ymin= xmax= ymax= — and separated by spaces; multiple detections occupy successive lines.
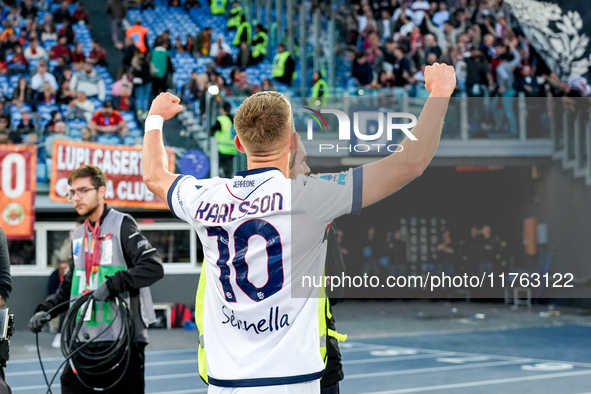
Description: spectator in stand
xmin=57 ymin=79 xmax=76 ymax=104
xmin=59 ymin=67 xmax=73 ymax=85
xmin=9 ymin=113 xmax=36 ymax=145
xmin=49 ymin=35 xmax=71 ymax=61
xmin=0 ymin=22 xmax=14 ymax=45
xmin=21 ymin=0 xmax=38 ymax=20
xmin=194 ymin=27 xmax=212 ymax=57
xmin=184 ymin=34 xmax=194 ymax=53
xmin=261 ymin=78 xmax=275 ymax=92
xmin=210 ymin=34 xmax=231 ymax=59
xmin=432 ymin=1 xmax=450 ymax=29
xmin=174 ymin=37 xmax=185 ymax=53
xmin=58 ymin=20 xmax=76 ymax=45
xmin=89 ymin=40 xmax=108 ymax=66
xmin=106 ymin=0 xmax=127 ymax=49
xmin=16 ymin=110 xmax=36 ymax=134
xmin=66 ymin=90 xmax=94 ymax=122
xmin=126 ymin=18 xmax=149 ymax=54
xmin=12 ymin=77 xmax=34 ymax=107
xmin=45 ymin=110 xmax=63 ymax=132
xmin=130 ymin=49 xmax=152 ymax=117
xmin=271 ymin=43 xmax=295 ymax=87
xmin=39 ymin=12 xmax=54 ymax=33
xmin=151 ymin=38 xmax=173 ymax=95
xmin=70 ymin=60 xmax=106 ymax=101
xmin=6 ymin=7 xmax=23 ymax=28
xmin=25 ymin=37 xmax=48 ymax=61
xmin=81 ymin=126 xmax=92 ymax=142
xmin=377 ymin=10 xmax=394 ymax=44
xmin=231 ymin=70 xmax=253 ymax=96
xmin=391 ymin=44 xmax=413 ymax=96
xmin=515 ymin=64 xmax=545 ymax=97
xmin=465 ymin=47 xmax=494 ymax=136
xmin=0 ymin=130 xmax=8 ymax=144
xmin=113 ymin=82 xmax=134 ymax=112
xmin=53 ymin=1 xmax=72 ymax=24
xmin=71 ymin=42 xmax=85 ymax=69
xmin=72 ymin=2 xmax=89 ymax=25
xmin=51 ymin=57 xmax=68 ymax=81
xmin=236 ymin=41 xmax=252 ymax=68
xmin=31 ymin=62 xmax=58 ymax=97
xmin=8 ymin=45 xmax=29 ymax=74
xmin=40 ymin=81 xmax=57 ymax=105
xmin=41 ymin=21 xmax=57 ymax=42
xmin=351 ymin=51 xmax=374 ymax=88
xmin=1 ymin=33 xmax=18 ymax=54
xmin=88 ymin=101 xmax=128 ymax=139
xmin=158 ymin=30 xmax=172 ymax=50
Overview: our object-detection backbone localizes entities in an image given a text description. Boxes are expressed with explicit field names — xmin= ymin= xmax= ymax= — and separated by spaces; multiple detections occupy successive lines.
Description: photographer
xmin=0 ymin=227 xmax=13 ymax=394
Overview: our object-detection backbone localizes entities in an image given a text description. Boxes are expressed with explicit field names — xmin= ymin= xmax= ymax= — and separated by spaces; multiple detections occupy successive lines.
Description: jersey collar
xmin=234 ymin=167 xmax=282 ymax=177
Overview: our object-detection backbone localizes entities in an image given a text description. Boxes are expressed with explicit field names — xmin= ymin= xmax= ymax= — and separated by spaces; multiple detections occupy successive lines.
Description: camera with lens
xmin=0 ymin=308 xmax=14 ymax=367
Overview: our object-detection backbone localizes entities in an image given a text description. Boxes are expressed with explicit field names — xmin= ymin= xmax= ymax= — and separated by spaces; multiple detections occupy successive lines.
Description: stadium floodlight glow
xmin=208 ymin=85 xmax=220 ymax=95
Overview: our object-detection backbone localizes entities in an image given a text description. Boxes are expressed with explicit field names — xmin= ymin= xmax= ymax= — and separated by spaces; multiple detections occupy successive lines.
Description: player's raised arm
xmin=361 ymin=63 xmax=456 ymax=207
xmin=142 ymin=92 xmax=184 ymax=205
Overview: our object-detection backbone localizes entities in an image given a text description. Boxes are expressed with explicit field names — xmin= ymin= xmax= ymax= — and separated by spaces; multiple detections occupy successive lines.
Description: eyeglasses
xmin=66 ymin=187 xmax=99 ymax=201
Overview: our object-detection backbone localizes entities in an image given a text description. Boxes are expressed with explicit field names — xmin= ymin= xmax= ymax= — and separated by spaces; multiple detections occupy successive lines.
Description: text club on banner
xmin=0 ymin=144 xmax=37 ymax=240
xmin=49 ymin=141 xmax=174 ymax=209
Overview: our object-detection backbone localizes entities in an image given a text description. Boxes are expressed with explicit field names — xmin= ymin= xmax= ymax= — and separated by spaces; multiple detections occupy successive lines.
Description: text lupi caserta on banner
xmin=50 ymin=141 xmax=175 ymax=209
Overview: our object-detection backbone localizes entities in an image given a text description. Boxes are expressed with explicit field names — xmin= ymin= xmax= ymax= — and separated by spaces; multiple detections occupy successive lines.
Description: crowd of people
xmin=0 ymin=0 xmax=134 ymax=154
xmin=343 ymin=222 xmax=508 ymax=280
xmin=334 ymin=0 xmax=589 ymax=136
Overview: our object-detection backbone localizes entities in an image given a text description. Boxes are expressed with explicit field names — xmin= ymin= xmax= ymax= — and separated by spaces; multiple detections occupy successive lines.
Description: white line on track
xmin=361 ymin=369 xmax=591 ymax=393
xmin=343 ymin=353 xmax=455 ymax=365
xmin=344 ymin=359 xmax=532 ymax=379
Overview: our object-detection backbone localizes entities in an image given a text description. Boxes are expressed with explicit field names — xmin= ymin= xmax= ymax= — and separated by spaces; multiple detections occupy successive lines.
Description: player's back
xmin=168 ymin=166 xmax=361 ymax=388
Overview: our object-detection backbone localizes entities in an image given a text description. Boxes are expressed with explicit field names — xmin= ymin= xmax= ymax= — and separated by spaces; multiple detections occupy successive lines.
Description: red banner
xmin=50 ymin=141 xmax=175 ymax=209
xmin=0 ymin=145 xmax=37 ymax=240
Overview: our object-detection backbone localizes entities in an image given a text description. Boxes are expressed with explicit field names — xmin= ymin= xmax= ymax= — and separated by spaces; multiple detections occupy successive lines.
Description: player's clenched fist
xmin=148 ymin=92 xmax=184 ymax=120
xmin=424 ymin=63 xmax=456 ymax=97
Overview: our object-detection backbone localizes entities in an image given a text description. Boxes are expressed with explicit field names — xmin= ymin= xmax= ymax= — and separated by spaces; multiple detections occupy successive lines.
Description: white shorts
xmin=208 ymin=379 xmax=320 ymax=394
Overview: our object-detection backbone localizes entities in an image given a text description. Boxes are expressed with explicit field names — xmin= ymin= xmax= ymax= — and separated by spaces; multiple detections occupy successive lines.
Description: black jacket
xmin=36 ymin=206 xmax=164 ymax=342
xmin=322 ymin=224 xmax=345 ymax=388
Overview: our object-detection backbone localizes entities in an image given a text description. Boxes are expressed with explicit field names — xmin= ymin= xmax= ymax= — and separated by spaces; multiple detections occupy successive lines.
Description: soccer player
xmin=142 ymin=63 xmax=456 ymax=393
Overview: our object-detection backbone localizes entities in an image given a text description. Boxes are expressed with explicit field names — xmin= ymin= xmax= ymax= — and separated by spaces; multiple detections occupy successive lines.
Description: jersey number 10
xmin=207 ymin=219 xmax=284 ymax=302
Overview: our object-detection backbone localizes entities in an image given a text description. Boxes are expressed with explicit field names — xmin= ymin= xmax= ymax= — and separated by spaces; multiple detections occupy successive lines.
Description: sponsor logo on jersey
xmin=221 ymin=305 xmax=290 ymax=334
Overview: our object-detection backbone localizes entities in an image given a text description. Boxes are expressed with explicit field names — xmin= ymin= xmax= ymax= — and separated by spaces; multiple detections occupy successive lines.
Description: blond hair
xmin=233 ymin=91 xmax=292 ymax=153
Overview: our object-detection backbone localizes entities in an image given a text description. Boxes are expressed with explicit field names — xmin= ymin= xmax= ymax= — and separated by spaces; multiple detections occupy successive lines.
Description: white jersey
xmin=168 ymin=167 xmax=362 ymax=388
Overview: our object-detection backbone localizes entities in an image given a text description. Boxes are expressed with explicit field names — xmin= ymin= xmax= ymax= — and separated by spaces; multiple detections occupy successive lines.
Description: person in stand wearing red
xmin=89 ymin=101 xmax=128 ymax=139
xmin=89 ymin=40 xmax=108 ymax=66
xmin=50 ymin=35 xmax=71 ymax=61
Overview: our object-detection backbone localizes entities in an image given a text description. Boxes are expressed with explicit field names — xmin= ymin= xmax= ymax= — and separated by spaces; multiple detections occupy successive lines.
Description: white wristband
xmin=145 ymin=115 xmax=164 ymax=133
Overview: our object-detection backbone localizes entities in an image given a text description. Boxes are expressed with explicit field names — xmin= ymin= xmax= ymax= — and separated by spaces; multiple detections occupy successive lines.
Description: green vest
xmin=252 ymin=31 xmax=268 ymax=58
xmin=311 ymin=78 xmax=329 ymax=98
xmin=194 ymin=265 xmax=346 ymax=385
xmin=214 ymin=115 xmax=237 ymax=156
xmin=70 ymin=209 xmax=156 ymax=343
xmin=210 ymin=0 xmax=227 ymax=15
xmin=272 ymin=51 xmax=291 ymax=78
xmin=226 ymin=5 xmax=243 ymax=28
xmin=232 ymin=20 xmax=252 ymax=46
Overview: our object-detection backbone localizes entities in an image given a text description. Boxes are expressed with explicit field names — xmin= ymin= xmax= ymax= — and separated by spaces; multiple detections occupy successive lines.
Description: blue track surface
xmin=7 ymin=325 xmax=591 ymax=393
